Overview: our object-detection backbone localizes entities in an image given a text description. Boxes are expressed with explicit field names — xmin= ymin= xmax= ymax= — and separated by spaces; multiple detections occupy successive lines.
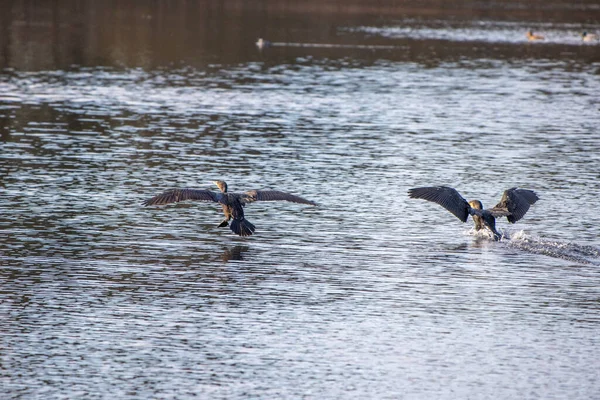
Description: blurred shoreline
xmin=1 ymin=0 xmax=599 ymax=70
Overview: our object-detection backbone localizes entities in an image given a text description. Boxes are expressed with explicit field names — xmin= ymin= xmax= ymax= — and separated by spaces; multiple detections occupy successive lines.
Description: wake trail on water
xmin=463 ymin=228 xmax=600 ymax=265
xmin=504 ymin=230 xmax=600 ymax=265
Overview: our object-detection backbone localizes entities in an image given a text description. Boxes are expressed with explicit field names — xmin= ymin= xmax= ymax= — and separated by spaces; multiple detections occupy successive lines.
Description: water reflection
xmin=221 ymin=245 xmax=250 ymax=262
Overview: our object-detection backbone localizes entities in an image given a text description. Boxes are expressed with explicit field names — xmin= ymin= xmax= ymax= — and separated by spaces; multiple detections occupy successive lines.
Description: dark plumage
xmin=143 ymin=180 xmax=317 ymax=237
xmin=408 ymin=186 xmax=539 ymax=240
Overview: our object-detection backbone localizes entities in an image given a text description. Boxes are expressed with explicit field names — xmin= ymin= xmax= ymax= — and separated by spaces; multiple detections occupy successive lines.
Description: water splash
xmin=463 ymin=228 xmax=600 ymax=265
xmin=506 ymin=231 xmax=600 ymax=265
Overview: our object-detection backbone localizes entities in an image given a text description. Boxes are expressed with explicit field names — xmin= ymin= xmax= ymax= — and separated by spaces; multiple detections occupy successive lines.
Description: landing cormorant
xmin=408 ymin=186 xmax=539 ymax=240
xmin=143 ymin=180 xmax=317 ymax=237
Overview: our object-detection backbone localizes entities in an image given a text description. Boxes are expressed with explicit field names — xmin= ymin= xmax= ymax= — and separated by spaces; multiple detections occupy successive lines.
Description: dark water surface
xmin=2 ymin=1 xmax=600 ymax=399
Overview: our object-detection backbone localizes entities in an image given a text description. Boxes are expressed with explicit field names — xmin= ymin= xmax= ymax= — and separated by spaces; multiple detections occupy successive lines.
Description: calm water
xmin=2 ymin=1 xmax=600 ymax=399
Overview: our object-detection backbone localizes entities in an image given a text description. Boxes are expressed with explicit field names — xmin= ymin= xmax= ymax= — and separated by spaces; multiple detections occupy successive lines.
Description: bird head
xmin=213 ymin=180 xmax=228 ymax=193
xmin=468 ymin=200 xmax=483 ymax=210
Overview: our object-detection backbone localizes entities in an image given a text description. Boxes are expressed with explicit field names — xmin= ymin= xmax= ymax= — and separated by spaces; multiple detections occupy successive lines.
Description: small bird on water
xmin=256 ymin=38 xmax=272 ymax=49
xmin=581 ymin=32 xmax=598 ymax=42
xmin=408 ymin=186 xmax=539 ymax=240
xmin=526 ymin=31 xmax=545 ymax=41
xmin=143 ymin=180 xmax=317 ymax=237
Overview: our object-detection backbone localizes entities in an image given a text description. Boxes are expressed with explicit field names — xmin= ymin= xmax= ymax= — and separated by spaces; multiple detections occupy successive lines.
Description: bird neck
xmin=215 ymin=181 xmax=228 ymax=193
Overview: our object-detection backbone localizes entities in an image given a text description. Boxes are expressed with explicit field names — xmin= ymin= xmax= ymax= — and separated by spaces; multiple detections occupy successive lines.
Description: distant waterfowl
xmin=256 ymin=38 xmax=272 ymax=49
xmin=581 ymin=32 xmax=598 ymax=42
xmin=526 ymin=31 xmax=545 ymax=41
xmin=143 ymin=180 xmax=317 ymax=237
xmin=408 ymin=186 xmax=539 ymax=240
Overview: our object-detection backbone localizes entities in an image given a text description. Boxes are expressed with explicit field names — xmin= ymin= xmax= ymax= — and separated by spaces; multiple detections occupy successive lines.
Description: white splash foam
xmin=505 ymin=231 xmax=600 ymax=265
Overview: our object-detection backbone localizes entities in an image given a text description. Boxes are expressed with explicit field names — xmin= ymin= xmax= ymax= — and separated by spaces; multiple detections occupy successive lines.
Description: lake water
xmin=1 ymin=1 xmax=600 ymax=398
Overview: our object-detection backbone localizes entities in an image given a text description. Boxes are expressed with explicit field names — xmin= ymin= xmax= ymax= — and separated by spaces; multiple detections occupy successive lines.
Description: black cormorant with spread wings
xmin=408 ymin=186 xmax=539 ymax=240
xmin=143 ymin=180 xmax=317 ymax=237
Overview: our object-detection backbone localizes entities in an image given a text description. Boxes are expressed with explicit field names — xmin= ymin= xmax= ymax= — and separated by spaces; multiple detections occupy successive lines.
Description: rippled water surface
xmin=2 ymin=1 xmax=600 ymax=399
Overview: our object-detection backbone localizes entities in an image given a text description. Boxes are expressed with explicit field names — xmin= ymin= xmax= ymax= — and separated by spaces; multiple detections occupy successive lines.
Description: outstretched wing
xmin=242 ymin=190 xmax=318 ymax=206
xmin=490 ymin=188 xmax=539 ymax=223
xmin=142 ymin=189 xmax=219 ymax=206
xmin=408 ymin=186 xmax=470 ymax=222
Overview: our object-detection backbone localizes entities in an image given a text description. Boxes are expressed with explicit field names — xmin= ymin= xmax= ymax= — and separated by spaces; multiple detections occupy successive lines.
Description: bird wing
xmin=408 ymin=186 xmax=470 ymax=222
xmin=490 ymin=188 xmax=539 ymax=223
xmin=242 ymin=190 xmax=318 ymax=206
xmin=142 ymin=189 xmax=219 ymax=206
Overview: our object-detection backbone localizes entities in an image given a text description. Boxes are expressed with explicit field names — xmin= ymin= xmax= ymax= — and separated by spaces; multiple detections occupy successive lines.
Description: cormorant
xmin=408 ymin=186 xmax=539 ymax=240
xmin=143 ymin=180 xmax=317 ymax=237
xmin=526 ymin=31 xmax=545 ymax=41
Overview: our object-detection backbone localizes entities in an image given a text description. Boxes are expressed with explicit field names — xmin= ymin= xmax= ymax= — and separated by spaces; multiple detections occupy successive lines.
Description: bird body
xmin=214 ymin=191 xmax=256 ymax=236
xmin=143 ymin=180 xmax=317 ymax=237
xmin=526 ymin=31 xmax=545 ymax=41
xmin=408 ymin=186 xmax=539 ymax=240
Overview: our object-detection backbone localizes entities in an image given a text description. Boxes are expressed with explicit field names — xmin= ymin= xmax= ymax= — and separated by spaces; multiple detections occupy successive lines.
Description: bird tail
xmin=230 ymin=218 xmax=256 ymax=237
